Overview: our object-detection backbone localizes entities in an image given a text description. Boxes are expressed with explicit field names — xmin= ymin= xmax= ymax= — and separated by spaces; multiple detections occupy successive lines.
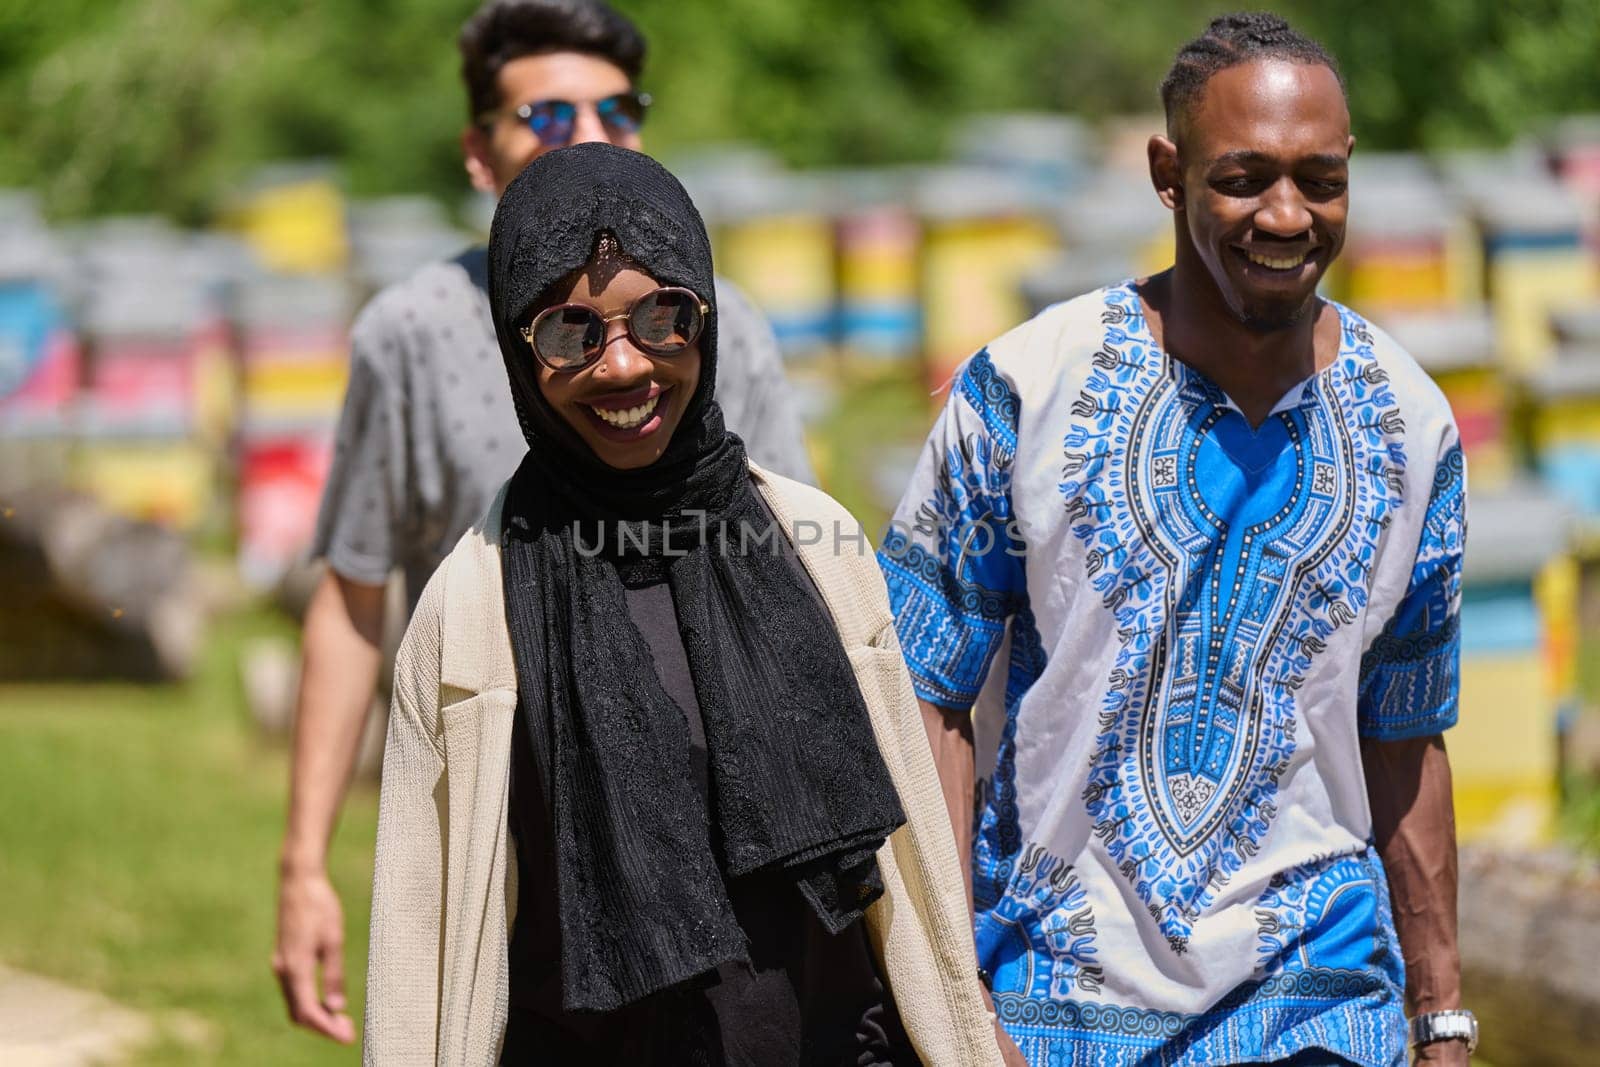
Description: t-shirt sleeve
xmin=712 ymin=282 xmax=817 ymax=485
xmin=876 ymin=348 xmax=1025 ymax=709
xmin=309 ymin=309 xmax=409 ymax=586
xmin=1357 ymin=440 xmax=1466 ymax=740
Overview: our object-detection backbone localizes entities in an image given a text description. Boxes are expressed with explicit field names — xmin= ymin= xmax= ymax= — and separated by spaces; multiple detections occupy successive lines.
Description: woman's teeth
xmin=590 ymin=395 xmax=659 ymax=429
xmin=1246 ymin=250 xmax=1308 ymax=270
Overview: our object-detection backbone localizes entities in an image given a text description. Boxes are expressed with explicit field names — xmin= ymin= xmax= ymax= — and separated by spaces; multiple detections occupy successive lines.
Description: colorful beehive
xmin=79 ymin=285 xmax=212 ymax=430
xmin=69 ymin=433 xmax=216 ymax=532
xmin=0 ymin=280 xmax=79 ymax=435
xmin=1470 ymin=179 xmax=1599 ymax=371
xmin=1524 ymin=350 xmax=1600 ymax=518
xmin=832 ymin=169 xmax=921 ymax=362
xmin=0 ymin=213 xmax=79 ymax=438
xmin=236 ymin=432 xmax=336 ymax=589
xmin=0 ymin=195 xmax=77 ymax=430
xmin=1453 ymin=483 xmax=1573 ymax=843
xmin=234 ymin=274 xmax=351 ymax=588
xmin=1377 ymin=309 xmax=1512 ymax=491
xmin=183 ymin=234 xmax=254 ymax=449
xmin=710 ymin=172 xmax=837 ymax=362
xmin=87 ymin=227 xmax=242 ymax=442
xmin=916 ymin=166 xmax=1060 ymax=389
xmin=1341 ymin=155 xmax=1479 ymax=311
xmin=224 ymin=162 xmax=350 ymax=276
xmin=68 ymin=224 xmax=229 ymax=532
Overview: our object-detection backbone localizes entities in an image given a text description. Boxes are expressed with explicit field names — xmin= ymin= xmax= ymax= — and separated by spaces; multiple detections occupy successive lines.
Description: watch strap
xmin=1409 ymin=1009 xmax=1478 ymax=1053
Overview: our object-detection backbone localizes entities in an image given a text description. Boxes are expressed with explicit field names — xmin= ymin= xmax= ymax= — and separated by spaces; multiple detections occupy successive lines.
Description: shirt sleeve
xmin=309 ymin=307 xmax=409 ymax=586
xmin=876 ymin=348 xmax=1025 ymax=709
xmin=711 ymin=280 xmax=817 ymax=486
xmin=1357 ymin=440 xmax=1466 ymax=740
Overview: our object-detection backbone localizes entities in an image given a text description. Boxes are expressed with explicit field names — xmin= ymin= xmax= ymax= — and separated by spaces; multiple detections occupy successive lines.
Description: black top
xmin=502 ymin=504 xmax=915 ymax=1066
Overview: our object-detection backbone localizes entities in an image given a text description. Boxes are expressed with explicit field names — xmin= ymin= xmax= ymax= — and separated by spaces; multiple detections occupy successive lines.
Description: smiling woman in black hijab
xmin=497 ymin=138 xmax=906 ymax=1052
xmin=363 ymin=144 xmax=1003 ymax=1067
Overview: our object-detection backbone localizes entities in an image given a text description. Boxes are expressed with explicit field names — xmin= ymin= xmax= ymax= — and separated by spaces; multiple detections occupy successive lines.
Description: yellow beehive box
xmin=1489 ymin=253 xmax=1600 ymax=372
xmin=1450 ymin=486 xmax=1574 ymax=844
xmin=226 ymin=168 xmax=349 ymax=275
xmin=712 ymin=172 xmax=838 ymax=361
xmin=71 ymin=439 xmax=214 ymax=531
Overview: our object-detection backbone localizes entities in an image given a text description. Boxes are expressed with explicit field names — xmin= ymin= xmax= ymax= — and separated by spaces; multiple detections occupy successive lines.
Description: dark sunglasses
xmin=492 ymin=90 xmax=652 ymax=148
xmin=520 ymin=286 xmax=708 ymax=372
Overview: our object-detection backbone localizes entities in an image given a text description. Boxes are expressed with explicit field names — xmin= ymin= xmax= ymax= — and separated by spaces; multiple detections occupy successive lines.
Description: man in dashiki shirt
xmin=878 ymin=14 xmax=1472 ymax=1067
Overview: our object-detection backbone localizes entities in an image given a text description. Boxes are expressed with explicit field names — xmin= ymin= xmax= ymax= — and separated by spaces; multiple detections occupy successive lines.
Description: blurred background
xmin=3 ymin=1 xmax=1600 ymax=1064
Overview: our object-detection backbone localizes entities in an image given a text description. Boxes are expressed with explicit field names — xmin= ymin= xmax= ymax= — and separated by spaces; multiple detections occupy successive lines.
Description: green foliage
xmin=1295 ymin=0 xmax=1600 ymax=151
xmin=2 ymin=0 xmax=1597 ymax=222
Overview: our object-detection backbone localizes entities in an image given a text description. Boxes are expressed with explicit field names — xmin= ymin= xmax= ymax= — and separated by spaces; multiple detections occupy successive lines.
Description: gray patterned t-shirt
xmin=311 ymin=248 xmax=814 ymax=612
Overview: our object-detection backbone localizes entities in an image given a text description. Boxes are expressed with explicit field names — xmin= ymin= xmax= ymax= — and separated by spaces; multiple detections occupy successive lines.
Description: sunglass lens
xmin=525 ymin=101 xmax=577 ymax=146
xmin=533 ymin=307 xmax=605 ymax=368
xmin=631 ymin=290 xmax=702 ymax=353
xmin=597 ymin=93 xmax=647 ymax=134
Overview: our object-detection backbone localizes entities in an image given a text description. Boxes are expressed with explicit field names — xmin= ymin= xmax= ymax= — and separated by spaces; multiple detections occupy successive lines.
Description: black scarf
xmin=487 ymin=144 xmax=905 ymax=1014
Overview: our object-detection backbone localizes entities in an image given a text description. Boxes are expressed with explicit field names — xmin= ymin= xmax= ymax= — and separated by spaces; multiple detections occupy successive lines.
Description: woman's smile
xmin=584 ymin=383 xmax=669 ymax=437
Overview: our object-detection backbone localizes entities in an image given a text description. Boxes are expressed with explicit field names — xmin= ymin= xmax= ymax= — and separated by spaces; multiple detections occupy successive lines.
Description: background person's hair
xmin=1159 ymin=12 xmax=1343 ymax=135
xmin=459 ymin=0 xmax=647 ymax=122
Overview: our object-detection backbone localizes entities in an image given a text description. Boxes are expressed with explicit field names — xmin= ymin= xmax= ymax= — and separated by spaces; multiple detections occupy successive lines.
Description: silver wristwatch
xmin=1409 ymin=1009 xmax=1478 ymax=1053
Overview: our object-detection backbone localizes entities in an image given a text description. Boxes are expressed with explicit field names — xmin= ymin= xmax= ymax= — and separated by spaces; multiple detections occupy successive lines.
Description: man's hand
xmin=1412 ymin=1039 xmax=1471 ymax=1066
xmin=273 ymin=569 xmax=383 ymax=1042
xmin=1362 ymin=735 xmax=1461 ymax=1021
xmin=996 ymin=1028 xmax=1028 ymax=1067
xmin=919 ymin=699 xmax=1026 ymax=1063
xmin=980 ymin=986 xmax=1028 ymax=1067
xmin=273 ymin=868 xmax=355 ymax=1044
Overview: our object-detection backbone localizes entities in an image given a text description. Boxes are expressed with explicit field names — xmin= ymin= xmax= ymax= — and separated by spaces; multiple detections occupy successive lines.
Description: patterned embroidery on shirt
xmin=973 ymin=605 xmax=1047 ymax=907
xmin=993 ymin=962 xmax=1404 ymax=1067
xmin=1358 ymin=442 xmax=1465 ymax=738
xmin=1061 ymin=285 xmax=1405 ymax=955
xmin=970 ymin=607 xmax=1089 ymax=994
xmin=998 ymin=849 xmax=1406 ymax=1063
xmin=977 ymin=843 xmax=1104 ymax=1002
xmin=1254 ymin=852 xmax=1394 ymax=977
xmin=880 ymin=349 xmax=1025 ymax=707
xmin=960 ymin=345 xmax=1021 ymax=455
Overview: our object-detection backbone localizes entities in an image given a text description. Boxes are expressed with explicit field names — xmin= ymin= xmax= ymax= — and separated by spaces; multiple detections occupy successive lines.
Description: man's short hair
xmin=459 ymin=0 xmax=647 ymax=122
xmin=1159 ymin=12 xmax=1343 ymax=135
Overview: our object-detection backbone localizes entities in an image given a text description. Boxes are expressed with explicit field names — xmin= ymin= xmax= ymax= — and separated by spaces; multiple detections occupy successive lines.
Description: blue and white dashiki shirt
xmin=878 ymin=284 xmax=1464 ymax=1067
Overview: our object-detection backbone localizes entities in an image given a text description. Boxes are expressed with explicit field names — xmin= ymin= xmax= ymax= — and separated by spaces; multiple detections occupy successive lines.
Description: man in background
xmin=881 ymin=13 xmax=1470 ymax=1065
xmin=272 ymin=0 xmax=813 ymax=1043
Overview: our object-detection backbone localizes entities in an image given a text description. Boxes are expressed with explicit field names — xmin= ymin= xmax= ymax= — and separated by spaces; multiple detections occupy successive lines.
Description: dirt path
xmin=0 ymin=964 xmax=154 ymax=1066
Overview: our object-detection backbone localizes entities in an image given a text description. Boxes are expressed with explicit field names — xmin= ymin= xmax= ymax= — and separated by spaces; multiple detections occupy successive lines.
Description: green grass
xmin=1561 ymin=772 xmax=1600 ymax=857
xmin=1561 ymin=633 xmax=1600 ymax=854
xmin=0 ymin=606 xmax=378 ymax=1066
xmin=809 ymin=357 xmax=939 ymax=539
xmin=1579 ymin=634 xmax=1600 ymax=708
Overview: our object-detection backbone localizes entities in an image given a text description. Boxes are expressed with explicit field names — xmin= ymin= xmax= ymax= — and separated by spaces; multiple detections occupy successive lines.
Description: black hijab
xmin=487 ymin=144 xmax=905 ymax=1014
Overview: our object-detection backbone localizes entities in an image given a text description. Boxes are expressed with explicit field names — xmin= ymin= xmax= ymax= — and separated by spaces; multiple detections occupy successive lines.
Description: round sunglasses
xmin=519 ymin=287 xmax=709 ymax=372
xmin=483 ymin=90 xmax=652 ymax=148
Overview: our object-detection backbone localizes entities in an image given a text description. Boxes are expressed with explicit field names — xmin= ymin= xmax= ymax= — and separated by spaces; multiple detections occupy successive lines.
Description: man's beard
xmin=1235 ymin=294 xmax=1315 ymax=334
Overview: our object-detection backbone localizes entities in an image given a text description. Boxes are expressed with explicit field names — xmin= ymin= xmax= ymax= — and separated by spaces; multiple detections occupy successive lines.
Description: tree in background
xmin=2 ymin=0 xmax=1597 ymax=223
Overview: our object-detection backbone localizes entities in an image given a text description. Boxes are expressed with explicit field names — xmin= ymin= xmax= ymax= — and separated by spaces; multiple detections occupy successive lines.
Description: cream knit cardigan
xmin=363 ymin=463 xmax=1001 ymax=1066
